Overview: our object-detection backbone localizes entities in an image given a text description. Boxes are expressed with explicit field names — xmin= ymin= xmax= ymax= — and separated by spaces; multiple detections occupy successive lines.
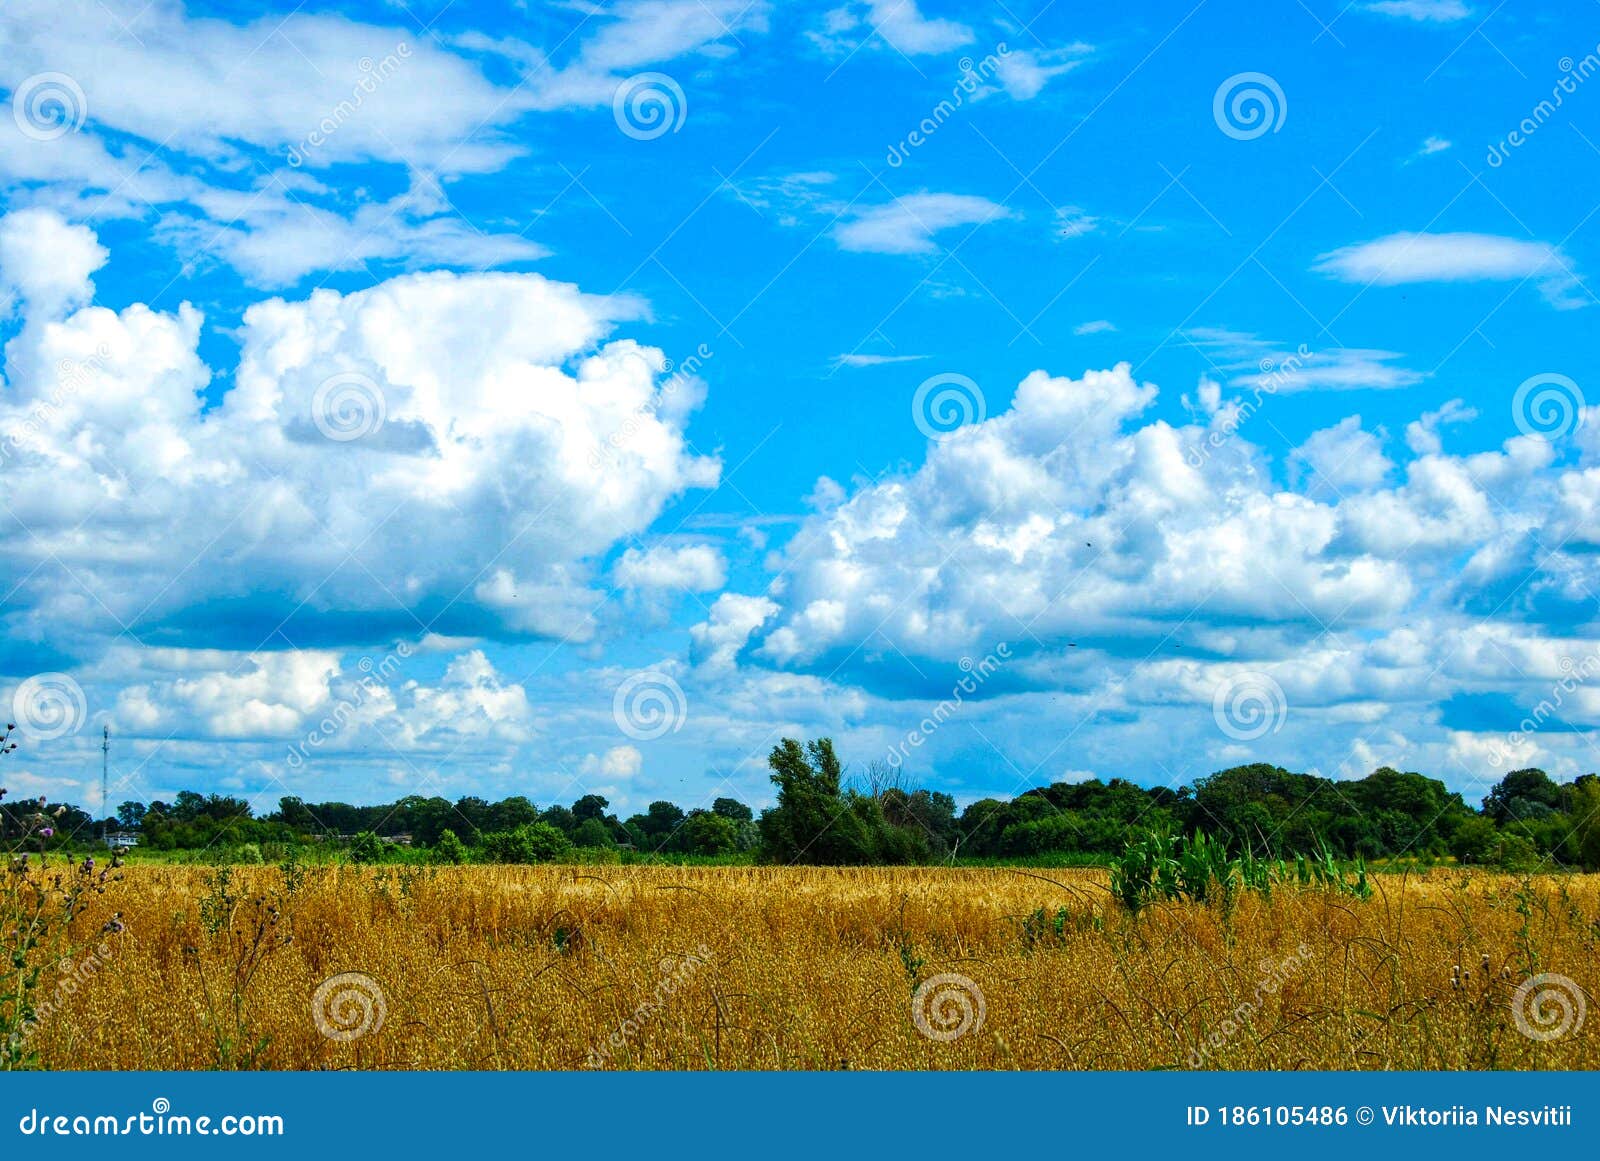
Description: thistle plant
xmin=1 ymin=725 xmax=126 ymax=1068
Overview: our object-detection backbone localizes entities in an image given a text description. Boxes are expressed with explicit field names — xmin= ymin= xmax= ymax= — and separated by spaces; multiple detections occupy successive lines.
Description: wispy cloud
xmin=834 ymin=353 xmax=929 ymax=367
xmin=1188 ymin=328 xmax=1425 ymax=392
xmin=1314 ymin=231 xmax=1589 ymax=309
xmin=833 ymin=193 xmax=1015 ymax=255
xmin=1363 ymin=0 xmax=1472 ymax=22
xmin=1073 ymin=320 xmax=1116 ymax=336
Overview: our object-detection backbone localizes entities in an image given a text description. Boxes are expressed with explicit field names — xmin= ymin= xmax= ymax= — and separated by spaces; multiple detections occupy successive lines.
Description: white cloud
xmin=691 ymin=593 xmax=779 ymax=672
xmin=995 ymin=46 xmax=1093 ymax=100
xmin=615 ymin=544 xmax=727 ymax=592
xmin=813 ymin=1 xmax=973 ymax=56
xmin=834 ymin=193 xmax=1014 ymax=255
xmin=1314 ymin=232 xmax=1588 ymax=309
xmin=581 ymin=744 xmax=643 ymax=779
xmin=1187 ymin=328 xmax=1424 ymax=392
xmin=834 ymin=353 xmax=929 ymax=367
xmin=1405 ymin=398 xmax=1478 ymax=455
xmin=1289 ymin=416 xmax=1394 ymax=494
xmin=1054 ymin=206 xmax=1099 ymax=239
xmin=0 ymin=210 xmax=718 ymax=653
xmin=1073 ymin=320 xmax=1116 ymax=336
xmin=1363 ymin=1 xmax=1471 ymax=22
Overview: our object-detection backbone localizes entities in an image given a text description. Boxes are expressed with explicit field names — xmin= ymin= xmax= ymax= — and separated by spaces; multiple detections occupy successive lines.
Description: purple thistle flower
xmin=39 ymin=827 xmax=54 ymax=838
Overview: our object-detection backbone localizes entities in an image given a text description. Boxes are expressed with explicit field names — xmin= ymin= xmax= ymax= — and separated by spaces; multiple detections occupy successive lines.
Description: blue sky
xmin=1 ymin=0 xmax=1598 ymax=821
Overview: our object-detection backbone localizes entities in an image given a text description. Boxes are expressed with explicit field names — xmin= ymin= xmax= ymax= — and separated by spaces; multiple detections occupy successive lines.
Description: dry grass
xmin=20 ymin=863 xmax=1600 ymax=1070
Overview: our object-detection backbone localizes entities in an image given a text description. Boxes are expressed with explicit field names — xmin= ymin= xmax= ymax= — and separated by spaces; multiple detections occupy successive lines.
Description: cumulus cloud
xmin=706 ymin=360 xmax=1600 ymax=787
xmin=0 ymin=211 xmax=718 ymax=657
xmin=615 ymin=544 xmax=727 ymax=592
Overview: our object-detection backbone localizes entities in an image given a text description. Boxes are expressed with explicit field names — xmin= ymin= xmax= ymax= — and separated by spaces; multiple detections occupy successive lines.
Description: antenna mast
xmin=101 ymin=724 xmax=110 ymax=843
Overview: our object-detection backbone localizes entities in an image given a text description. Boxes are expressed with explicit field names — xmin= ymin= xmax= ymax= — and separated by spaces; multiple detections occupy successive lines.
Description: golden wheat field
xmin=19 ymin=863 xmax=1600 ymax=1070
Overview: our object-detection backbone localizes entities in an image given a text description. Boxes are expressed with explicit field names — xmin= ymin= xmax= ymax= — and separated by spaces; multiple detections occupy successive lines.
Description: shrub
xmin=432 ymin=828 xmax=468 ymax=865
xmin=481 ymin=822 xmax=572 ymax=864
xmin=348 ymin=831 xmax=385 ymax=864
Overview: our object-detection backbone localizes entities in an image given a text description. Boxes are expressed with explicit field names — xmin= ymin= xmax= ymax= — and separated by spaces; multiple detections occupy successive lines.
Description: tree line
xmin=5 ymin=739 xmax=1598 ymax=870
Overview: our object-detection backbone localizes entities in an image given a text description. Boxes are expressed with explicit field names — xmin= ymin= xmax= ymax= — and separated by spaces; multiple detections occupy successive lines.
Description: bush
xmin=480 ymin=822 xmax=572 ymax=864
xmin=432 ymin=828 xmax=468 ymax=865
xmin=348 ymin=831 xmax=385 ymax=864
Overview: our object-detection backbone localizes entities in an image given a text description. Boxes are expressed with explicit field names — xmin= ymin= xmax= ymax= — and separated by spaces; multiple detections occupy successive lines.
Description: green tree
xmin=433 ymin=828 xmax=468 ymax=865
